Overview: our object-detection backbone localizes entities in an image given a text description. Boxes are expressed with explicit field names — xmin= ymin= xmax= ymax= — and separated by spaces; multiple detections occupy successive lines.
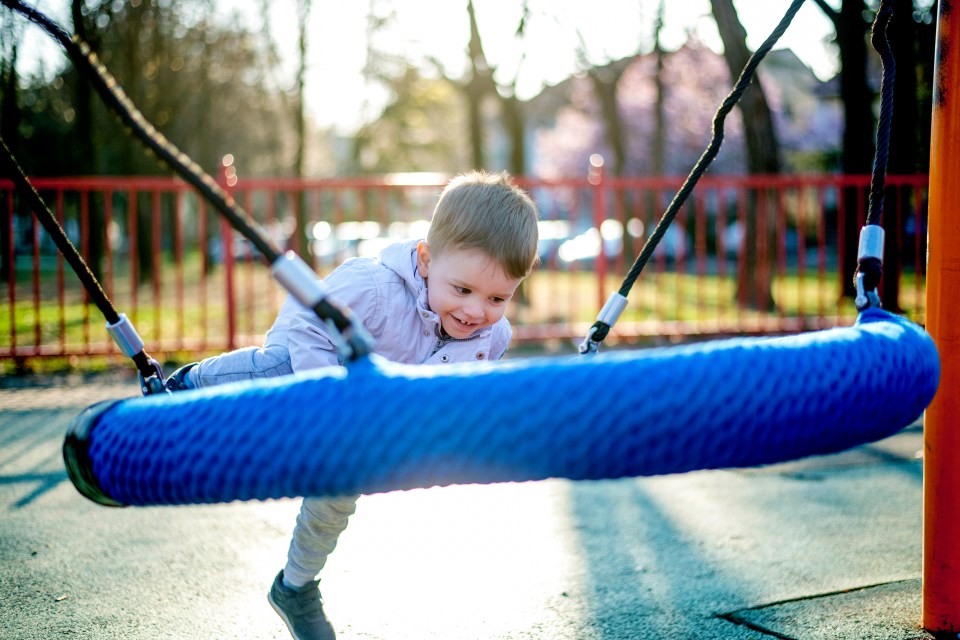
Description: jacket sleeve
xmin=489 ymin=317 xmax=514 ymax=361
xmin=288 ymin=259 xmax=388 ymax=373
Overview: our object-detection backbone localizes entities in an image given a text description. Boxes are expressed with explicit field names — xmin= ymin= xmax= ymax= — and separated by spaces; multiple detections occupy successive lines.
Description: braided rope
xmin=0 ymin=137 xmax=119 ymax=325
xmin=0 ymin=135 xmax=167 ymax=382
xmin=587 ymin=0 xmax=805 ymax=344
xmin=3 ymin=0 xmax=366 ymax=341
xmin=867 ymin=0 xmax=896 ymax=227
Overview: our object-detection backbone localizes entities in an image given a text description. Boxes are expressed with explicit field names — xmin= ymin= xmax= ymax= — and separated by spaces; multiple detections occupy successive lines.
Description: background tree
xmin=0 ymin=6 xmax=22 ymax=284
xmin=461 ymin=0 xmax=496 ymax=169
xmin=536 ymin=44 xmax=747 ymax=178
xmin=11 ymin=0 xmax=301 ymax=282
xmin=70 ymin=0 xmax=106 ymax=282
xmin=711 ymin=0 xmax=781 ymax=312
xmin=492 ymin=2 xmax=531 ymax=176
xmin=353 ymin=0 xmax=466 ymax=173
xmin=651 ymin=0 xmax=667 ymax=177
xmin=293 ymin=0 xmax=312 ymax=256
xmin=879 ymin=0 xmax=936 ymax=311
xmin=812 ymin=0 xmax=874 ymax=300
xmin=810 ymin=0 xmax=934 ymax=309
xmin=353 ymin=67 xmax=466 ymax=173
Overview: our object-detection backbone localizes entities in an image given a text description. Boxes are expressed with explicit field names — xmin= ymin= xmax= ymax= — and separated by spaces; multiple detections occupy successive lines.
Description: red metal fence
xmin=0 ymin=172 xmax=928 ymax=365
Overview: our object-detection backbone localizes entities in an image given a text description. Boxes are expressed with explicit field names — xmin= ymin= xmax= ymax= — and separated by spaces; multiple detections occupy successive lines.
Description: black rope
xmin=0 ymin=135 xmax=164 ymax=384
xmin=3 ymin=0 xmax=366 ymax=345
xmin=867 ymin=0 xmax=895 ymax=228
xmin=3 ymin=0 xmax=280 ymax=263
xmin=0 ymin=136 xmax=118 ymax=324
xmin=587 ymin=0 xmax=805 ymax=345
xmin=856 ymin=0 xmax=896 ymax=298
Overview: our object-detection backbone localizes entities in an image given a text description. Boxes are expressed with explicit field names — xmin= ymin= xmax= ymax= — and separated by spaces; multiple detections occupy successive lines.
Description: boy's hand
xmin=164 ymin=362 xmax=198 ymax=392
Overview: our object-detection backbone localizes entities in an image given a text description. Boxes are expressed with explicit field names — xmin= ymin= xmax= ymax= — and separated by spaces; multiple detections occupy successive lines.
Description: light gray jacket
xmin=193 ymin=239 xmax=512 ymax=387
xmin=286 ymin=239 xmax=512 ymax=372
xmin=191 ymin=241 xmax=513 ymax=387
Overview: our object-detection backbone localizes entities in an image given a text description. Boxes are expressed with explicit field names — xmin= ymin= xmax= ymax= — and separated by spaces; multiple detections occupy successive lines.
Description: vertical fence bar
xmin=588 ymin=156 xmax=606 ymax=315
xmin=5 ymin=188 xmax=14 ymax=357
xmin=30 ymin=205 xmax=40 ymax=354
xmin=80 ymin=190 xmax=92 ymax=351
xmin=816 ymin=186 xmax=827 ymax=321
xmin=775 ymin=186 xmax=787 ymax=329
xmin=104 ymin=190 xmax=114 ymax=300
xmin=243 ymin=189 xmax=255 ymax=338
xmin=695 ymin=190 xmax=707 ymax=323
xmin=198 ymin=199 xmax=209 ymax=351
xmin=103 ymin=187 xmax=116 ymax=356
xmin=5 ymin=187 xmax=17 ymax=356
xmin=914 ymin=185 xmax=924 ymax=321
xmin=56 ymin=190 xmax=66 ymax=354
xmin=266 ymin=187 xmax=278 ymax=313
xmin=924 ymin=0 xmax=960 ymax=631
xmin=221 ymin=215 xmax=236 ymax=352
xmin=796 ymin=185 xmax=808 ymax=321
xmin=174 ymin=189 xmax=184 ymax=350
xmin=151 ymin=189 xmax=162 ymax=347
xmin=128 ymin=190 xmax=138 ymax=324
xmin=675 ymin=199 xmax=688 ymax=322
xmin=219 ymin=161 xmax=236 ymax=352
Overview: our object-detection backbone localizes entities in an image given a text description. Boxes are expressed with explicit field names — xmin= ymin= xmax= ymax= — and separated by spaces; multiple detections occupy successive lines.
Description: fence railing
xmin=0 ymin=172 xmax=928 ymax=365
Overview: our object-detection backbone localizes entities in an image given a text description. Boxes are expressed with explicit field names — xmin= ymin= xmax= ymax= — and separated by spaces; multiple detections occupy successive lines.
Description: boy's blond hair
xmin=428 ymin=171 xmax=540 ymax=279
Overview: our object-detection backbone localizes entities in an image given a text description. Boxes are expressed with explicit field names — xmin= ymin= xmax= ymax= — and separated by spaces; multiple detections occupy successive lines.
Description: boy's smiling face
xmin=416 ymin=242 xmax=523 ymax=339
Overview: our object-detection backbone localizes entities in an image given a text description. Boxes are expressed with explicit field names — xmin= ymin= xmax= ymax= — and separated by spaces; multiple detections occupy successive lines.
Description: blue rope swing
xmin=63 ymin=308 xmax=938 ymax=507
xmin=0 ymin=1 xmax=934 ymax=507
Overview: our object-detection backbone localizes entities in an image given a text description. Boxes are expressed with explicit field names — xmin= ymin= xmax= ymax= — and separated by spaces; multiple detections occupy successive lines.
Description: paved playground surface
xmin=0 ymin=373 xmax=935 ymax=639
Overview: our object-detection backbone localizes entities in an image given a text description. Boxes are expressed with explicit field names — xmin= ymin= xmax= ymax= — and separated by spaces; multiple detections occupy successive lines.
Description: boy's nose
xmin=462 ymin=300 xmax=485 ymax=321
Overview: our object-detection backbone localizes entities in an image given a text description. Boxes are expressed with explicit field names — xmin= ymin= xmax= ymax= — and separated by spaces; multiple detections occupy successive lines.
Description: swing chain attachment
xmin=271 ymin=251 xmax=375 ymax=361
xmin=105 ymin=313 xmax=167 ymax=395
xmin=138 ymin=360 xmax=167 ymax=396
xmin=579 ymin=293 xmax=629 ymax=354
xmin=854 ymin=224 xmax=884 ymax=312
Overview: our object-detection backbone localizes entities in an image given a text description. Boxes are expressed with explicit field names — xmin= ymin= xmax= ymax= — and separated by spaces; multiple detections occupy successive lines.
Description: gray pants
xmin=191 ymin=313 xmax=354 ymax=586
xmin=193 ymin=345 xmax=293 ymax=386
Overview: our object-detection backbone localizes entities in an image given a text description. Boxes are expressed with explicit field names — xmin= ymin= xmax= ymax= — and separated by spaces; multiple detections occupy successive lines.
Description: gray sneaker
xmin=268 ymin=570 xmax=336 ymax=640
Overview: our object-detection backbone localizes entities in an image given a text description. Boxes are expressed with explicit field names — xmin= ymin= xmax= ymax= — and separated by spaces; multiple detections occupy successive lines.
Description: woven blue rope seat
xmin=64 ymin=308 xmax=939 ymax=507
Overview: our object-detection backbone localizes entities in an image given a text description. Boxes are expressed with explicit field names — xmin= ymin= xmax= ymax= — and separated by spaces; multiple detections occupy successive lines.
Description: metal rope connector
xmin=854 ymin=225 xmax=884 ymax=311
xmin=273 ymin=250 xmax=375 ymax=361
xmin=105 ymin=313 xmax=145 ymax=357
xmin=579 ymin=293 xmax=629 ymax=355
xmin=105 ymin=313 xmax=167 ymax=395
xmin=138 ymin=358 xmax=167 ymax=396
xmin=272 ymin=251 xmax=330 ymax=309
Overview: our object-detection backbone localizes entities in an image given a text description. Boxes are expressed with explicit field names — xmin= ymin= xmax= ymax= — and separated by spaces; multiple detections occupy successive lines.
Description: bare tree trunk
xmin=463 ymin=0 xmax=495 ymax=169
xmin=873 ymin=0 xmax=919 ymax=313
xmin=652 ymin=0 xmax=666 ymax=177
xmin=294 ymin=0 xmax=312 ymax=255
xmin=711 ymin=0 xmax=780 ymax=312
xmin=587 ymin=68 xmax=628 ymax=177
xmin=0 ymin=30 xmax=18 ymax=155
xmin=813 ymin=0 xmax=874 ymax=300
xmin=72 ymin=0 xmax=106 ymax=283
xmin=501 ymin=93 xmax=526 ymax=175
xmin=125 ymin=0 xmax=153 ymax=282
xmin=0 ymin=32 xmax=17 ymax=285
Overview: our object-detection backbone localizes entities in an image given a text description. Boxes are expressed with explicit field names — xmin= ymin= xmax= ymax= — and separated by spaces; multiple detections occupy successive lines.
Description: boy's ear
xmin=416 ymin=241 xmax=430 ymax=278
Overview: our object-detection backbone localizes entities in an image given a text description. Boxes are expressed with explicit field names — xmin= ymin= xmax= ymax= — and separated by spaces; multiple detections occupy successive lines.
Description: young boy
xmin=166 ymin=170 xmax=540 ymax=640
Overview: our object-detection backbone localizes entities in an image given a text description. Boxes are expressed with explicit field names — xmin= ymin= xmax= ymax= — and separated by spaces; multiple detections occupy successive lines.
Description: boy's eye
xmin=490 ymin=297 xmax=506 ymax=304
xmin=454 ymin=286 xmax=470 ymax=295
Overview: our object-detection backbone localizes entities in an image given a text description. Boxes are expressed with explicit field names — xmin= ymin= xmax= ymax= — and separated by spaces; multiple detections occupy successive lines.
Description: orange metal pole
xmin=923 ymin=0 xmax=960 ymax=631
